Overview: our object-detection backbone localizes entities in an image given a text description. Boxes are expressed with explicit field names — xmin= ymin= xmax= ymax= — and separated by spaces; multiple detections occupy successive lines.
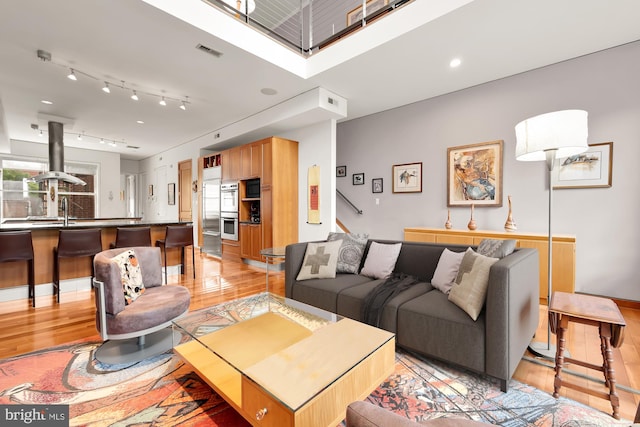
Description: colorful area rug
xmin=0 ymin=295 xmax=631 ymax=426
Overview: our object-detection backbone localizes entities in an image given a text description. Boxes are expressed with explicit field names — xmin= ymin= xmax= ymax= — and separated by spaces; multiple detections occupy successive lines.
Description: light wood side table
xmin=549 ymin=291 xmax=626 ymax=419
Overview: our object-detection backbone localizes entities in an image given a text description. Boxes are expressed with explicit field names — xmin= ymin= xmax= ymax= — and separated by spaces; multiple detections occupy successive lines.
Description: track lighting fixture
xmin=36 ymin=49 xmax=191 ymax=113
xmin=33 ymin=126 xmax=125 ymax=149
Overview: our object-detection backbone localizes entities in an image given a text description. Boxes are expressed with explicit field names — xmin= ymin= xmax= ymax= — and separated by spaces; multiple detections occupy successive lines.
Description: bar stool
xmin=109 ymin=227 xmax=152 ymax=249
xmin=0 ymin=231 xmax=35 ymax=307
xmin=53 ymin=229 xmax=102 ymax=303
xmin=155 ymin=225 xmax=195 ymax=284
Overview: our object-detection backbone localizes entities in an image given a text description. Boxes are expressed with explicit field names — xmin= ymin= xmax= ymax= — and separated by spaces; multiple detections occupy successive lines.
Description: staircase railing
xmin=337 ymin=189 xmax=362 ymax=215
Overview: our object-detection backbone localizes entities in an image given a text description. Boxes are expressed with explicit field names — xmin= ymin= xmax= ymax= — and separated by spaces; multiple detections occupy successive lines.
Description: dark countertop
xmin=0 ymin=219 xmax=192 ymax=231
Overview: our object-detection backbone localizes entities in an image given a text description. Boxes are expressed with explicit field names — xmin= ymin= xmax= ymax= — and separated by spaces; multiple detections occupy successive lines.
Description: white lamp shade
xmin=222 ymin=0 xmax=256 ymax=14
xmin=515 ymin=110 xmax=589 ymax=161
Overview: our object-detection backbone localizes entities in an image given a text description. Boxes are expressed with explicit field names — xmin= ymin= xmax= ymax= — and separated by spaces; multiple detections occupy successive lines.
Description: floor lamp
xmin=514 ymin=110 xmax=589 ymax=359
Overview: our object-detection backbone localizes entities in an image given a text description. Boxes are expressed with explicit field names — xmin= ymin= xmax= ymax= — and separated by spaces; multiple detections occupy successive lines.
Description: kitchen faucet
xmin=61 ymin=197 xmax=68 ymax=226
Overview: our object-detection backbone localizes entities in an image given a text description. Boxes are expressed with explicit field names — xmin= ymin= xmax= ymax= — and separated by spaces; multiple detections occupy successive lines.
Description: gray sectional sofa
xmin=284 ymin=238 xmax=540 ymax=392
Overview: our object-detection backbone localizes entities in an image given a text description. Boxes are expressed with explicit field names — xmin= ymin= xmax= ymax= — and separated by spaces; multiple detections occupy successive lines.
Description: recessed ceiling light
xmin=41 ymin=100 xmax=53 ymax=105
xmin=261 ymin=88 xmax=277 ymax=96
xmin=136 ymin=120 xmax=144 ymax=124
xmin=450 ymin=58 xmax=462 ymax=68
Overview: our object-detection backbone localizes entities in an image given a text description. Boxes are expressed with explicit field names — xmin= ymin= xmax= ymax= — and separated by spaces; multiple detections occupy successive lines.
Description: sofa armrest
xmin=484 ymin=247 xmax=540 ymax=386
xmin=346 ymin=401 xmax=420 ymax=427
xmin=285 ymin=242 xmax=310 ymax=297
xmin=346 ymin=401 xmax=495 ymax=427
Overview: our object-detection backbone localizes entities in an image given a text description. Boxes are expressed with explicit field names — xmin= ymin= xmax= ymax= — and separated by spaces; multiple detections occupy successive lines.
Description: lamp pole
xmin=528 ymin=149 xmax=557 ymax=358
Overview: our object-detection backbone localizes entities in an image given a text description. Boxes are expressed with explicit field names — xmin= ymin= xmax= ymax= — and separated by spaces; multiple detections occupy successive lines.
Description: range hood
xmin=31 ymin=121 xmax=86 ymax=186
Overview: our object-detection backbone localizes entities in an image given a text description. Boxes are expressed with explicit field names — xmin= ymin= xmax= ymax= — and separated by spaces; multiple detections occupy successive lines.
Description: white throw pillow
xmin=360 ymin=241 xmax=402 ymax=280
xmin=296 ymin=240 xmax=342 ymax=281
xmin=431 ymin=248 xmax=465 ymax=294
xmin=448 ymin=248 xmax=498 ymax=321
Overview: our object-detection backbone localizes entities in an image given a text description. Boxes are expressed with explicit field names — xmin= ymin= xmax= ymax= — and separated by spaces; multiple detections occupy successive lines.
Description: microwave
xmin=246 ymin=178 xmax=260 ymax=198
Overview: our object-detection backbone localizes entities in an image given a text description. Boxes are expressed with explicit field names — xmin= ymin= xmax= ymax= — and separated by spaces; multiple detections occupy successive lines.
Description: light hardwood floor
xmin=0 ymin=251 xmax=637 ymax=421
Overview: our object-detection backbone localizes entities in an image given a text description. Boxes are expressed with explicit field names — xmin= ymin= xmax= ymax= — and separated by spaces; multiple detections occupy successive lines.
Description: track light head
xmin=131 ymin=90 xmax=139 ymax=101
xmin=159 ymin=97 xmax=167 ymax=106
xmin=67 ymin=69 xmax=77 ymax=81
xmin=102 ymin=82 xmax=110 ymax=93
xmin=180 ymin=101 xmax=186 ymax=110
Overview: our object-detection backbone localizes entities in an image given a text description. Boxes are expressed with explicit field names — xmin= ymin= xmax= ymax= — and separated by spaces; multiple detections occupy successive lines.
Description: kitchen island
xmin=0 ymin=219 xmax=193 ymax=304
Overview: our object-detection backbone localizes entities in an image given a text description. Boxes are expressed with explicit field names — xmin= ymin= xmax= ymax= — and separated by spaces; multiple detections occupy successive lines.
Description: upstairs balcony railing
xmin=202 ymin=0 xmax=412 ymax=55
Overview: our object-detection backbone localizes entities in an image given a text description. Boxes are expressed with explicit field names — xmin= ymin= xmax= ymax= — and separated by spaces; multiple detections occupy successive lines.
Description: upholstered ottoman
xmin=346 ymin=401 xmax=498 ymax=427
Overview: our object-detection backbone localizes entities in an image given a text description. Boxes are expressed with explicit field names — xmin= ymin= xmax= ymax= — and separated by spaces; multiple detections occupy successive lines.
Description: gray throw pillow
xmin=327 ymin=232 xmax=369 ymax=274
xmin=476 ymin=238 xmax=516 ymax=259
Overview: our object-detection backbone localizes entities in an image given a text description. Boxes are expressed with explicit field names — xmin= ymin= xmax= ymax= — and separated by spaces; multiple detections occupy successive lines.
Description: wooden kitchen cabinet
xmin=240 ymin=223 xmax=262 ymax=260
xmin=237 ymin=136 xmax=298 ymax=262
xmin=240 ymin=142 xmax=262 ymax=179
xmin=221 ymin=146 xmax=241 ymax=182
xmin=404 ymin=227 xmax=576 ymax=304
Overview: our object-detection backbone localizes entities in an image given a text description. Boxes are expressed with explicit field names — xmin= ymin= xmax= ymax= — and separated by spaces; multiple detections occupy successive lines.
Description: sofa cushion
xmin=431 ymin=248 xmax=465 ymax=294
xmin=449 ymin=248 xmax=498 ymax=321
xmin=337 ymin=280 xmax=430 ymax=333
xmin=296 ymin=240 xmax=342 ymax=281
xmin=360 ymin=241 xmax=402 ymax=279
xmin=476 ymin=238 xmax=516 ymax=258
xmin=397 ymin=290 xmax=485 ymax=373
xmin=327 ymin=232 xmax=369 ymax=274
xmin=111 ymin=249 xmax=145 ymax=305
xmin=290 ymin=273 xmax=374 ymax=313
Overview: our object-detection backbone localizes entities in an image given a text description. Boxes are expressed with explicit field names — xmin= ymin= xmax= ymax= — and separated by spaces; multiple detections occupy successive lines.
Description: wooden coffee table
xmin=172 ymin=293 xmax=395 ymax=427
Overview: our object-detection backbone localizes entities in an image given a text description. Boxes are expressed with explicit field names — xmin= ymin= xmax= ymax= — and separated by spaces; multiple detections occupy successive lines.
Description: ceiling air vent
xmin=126 ymin=145 xmax=140 ymax=150
xmin=196 ymin=44 xmax=223 ymax=58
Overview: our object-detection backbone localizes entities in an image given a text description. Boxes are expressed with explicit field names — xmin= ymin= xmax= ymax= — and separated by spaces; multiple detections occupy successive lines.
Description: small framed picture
xmin=372 ymin=178 xmax=383 ymax=193
xmin=353 ymin=173 xmax=364 ymax=185
xmin=392 ymin=162 xmax=422 ymax=193
xmin=336 ymin=165 xmax=347 ymax=177
xmin=168 ymin=183 xmax=176 ymax=205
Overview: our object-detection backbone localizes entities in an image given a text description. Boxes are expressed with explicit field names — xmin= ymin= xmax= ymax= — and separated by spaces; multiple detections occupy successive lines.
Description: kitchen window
xmin=0 ymin=158 xmax=97 ymax=220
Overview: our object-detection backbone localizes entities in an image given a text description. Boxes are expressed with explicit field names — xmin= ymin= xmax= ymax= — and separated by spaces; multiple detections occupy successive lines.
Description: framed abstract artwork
xmin=392 ymin=162 xmax=422 ymax=193
xmin=552 ymin=142 xmax=613 ymax=189
xmin=336 ymin=165 xmax=347 ymax=177
xmin=447 ymin=140 xmax=503 ymax=207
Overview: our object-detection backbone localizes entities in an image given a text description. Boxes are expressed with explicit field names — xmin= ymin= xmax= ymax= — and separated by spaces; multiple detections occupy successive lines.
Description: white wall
xmin=281 ymin=120 xmax=336 ymax=242
xmin=139 ymin=144 xmax=200 ymax=223
xmin=336 ymin=41 xmax=640 ymax=302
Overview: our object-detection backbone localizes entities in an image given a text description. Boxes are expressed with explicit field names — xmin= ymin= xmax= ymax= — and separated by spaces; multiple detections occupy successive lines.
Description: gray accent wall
xmin=336 ymin=40 xmax=640 ymax=302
